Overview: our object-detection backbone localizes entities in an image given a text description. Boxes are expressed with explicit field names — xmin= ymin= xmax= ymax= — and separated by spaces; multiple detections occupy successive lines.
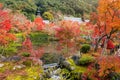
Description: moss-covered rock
xmin=78 ymin=54 xmax=95 ymax=66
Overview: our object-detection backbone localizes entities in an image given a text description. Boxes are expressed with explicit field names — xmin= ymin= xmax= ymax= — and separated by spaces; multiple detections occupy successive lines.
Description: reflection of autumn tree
xmin=22 ymin=37 xmax=44 ymax=65
xmin=91 ymin=0 xmax=120 ymax=54
xmin=55 ymin=20 xmax=81 ymax=56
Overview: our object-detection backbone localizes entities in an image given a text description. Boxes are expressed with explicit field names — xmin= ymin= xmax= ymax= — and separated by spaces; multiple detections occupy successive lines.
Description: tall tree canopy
xmin=91 ymin=0 xmax=120 ymax=52
xmin=0 ymin=0 xmax=37 ymax=20
xmin=35 ymin=0 xmax=98 ymax=17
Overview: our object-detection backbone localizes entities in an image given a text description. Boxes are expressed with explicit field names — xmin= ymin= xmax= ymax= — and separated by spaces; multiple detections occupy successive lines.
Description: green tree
xmin=0 ymin=0 xmax=37 ymax=20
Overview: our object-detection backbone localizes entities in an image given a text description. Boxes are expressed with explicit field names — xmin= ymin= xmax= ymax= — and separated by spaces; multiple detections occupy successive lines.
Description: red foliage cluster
xmin=11 ymin=13 xmax=33 ymax=33
xmin=101 ymin=38 xmax=115 ymax=49
xmin=0 ymin=4 xmax=16 ymax=46
xmin=0 ymin=7 xmax=11 ymax=31
xmin=34 ymin=17 xmax=45 ymax=31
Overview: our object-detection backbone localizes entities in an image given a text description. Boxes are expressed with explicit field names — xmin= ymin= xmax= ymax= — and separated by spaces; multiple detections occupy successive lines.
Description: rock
xmin=0 ymin=55 xmax=7 ymax=62
xmin=0 ymin=56 xmax=21 ymax=62
xmin=9 ymin=56 xmax=21 ymax=62
xmin=53 ymin=68 xmax=61 ymax=75
xmin=0 ymin=63 xmax=4 ymax=68
xmin=71 ymin=55 xmax=80 ymax=65
xmin=57 ymin=55 xmax=66 ymax=67
xmin=51 ymin=75 xmax=61 ymax=80
xmin=57 ymin=55 xmax=75 ymax=71
xmin=13 ymin=64 xmax=25 ymax=70
xmin=43 ymin=63 xmax=58 ymax=70
xmin=44 ymin=69 xmax=51 ymax=78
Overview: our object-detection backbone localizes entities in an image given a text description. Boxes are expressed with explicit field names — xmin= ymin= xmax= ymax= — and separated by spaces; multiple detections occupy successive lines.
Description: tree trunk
xmin=101 ymin=38 xmax=108 ymax=55
xmin=94 ymin=41 xmax=99 ymax=52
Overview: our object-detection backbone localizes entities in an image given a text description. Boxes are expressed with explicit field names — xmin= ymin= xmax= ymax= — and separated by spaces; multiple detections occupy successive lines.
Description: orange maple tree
xmin=91 ymin=0 xmax=120 ymax=52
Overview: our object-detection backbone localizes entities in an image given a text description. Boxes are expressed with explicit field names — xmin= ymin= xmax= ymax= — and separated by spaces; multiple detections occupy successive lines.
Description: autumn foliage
xmin=92 ymin=0 xmax=120 ymax=36
xmin=98 ymin=56 xmax=120 ymax=78
xmin=34 ymin=17 xmax=45 ymax=31
xmin=22 ymin=38 xmax=44 ymax=65
xmin=90 ymin=0 xmax=120 ymax=52
xmin=55 ymin=20 xmax=80 ymax=48
xmin=0 ymin=4 xmax=16 ymax=46
xmin=11 ymin=13 xmax=33 ymax=33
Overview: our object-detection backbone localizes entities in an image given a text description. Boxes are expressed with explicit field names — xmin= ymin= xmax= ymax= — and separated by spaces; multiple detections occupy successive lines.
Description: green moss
xmin=60 ymin=58 xmax=88 ymax=80
xmin=68 ymin=58 xmax=87 ymax=73
xmin=1 ymin=62 xmax=44 ymax=80
xmin=79 ymin=54 xmax=95 ymax=66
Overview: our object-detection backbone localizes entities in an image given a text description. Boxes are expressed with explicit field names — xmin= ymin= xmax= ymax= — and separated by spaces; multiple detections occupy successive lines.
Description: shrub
xmin=30 ymin=32 xmax=50 ymax=46
xmin=22 ymin=59 xmax=32 ymax=66
xmin=80 ymin=44 xmax=90 ymax=53
xmin=22 ymin=52 xmax=30 ymax=57
xmin=78 ymin=54 xmax=95 ymax=66
xmin=42 ymin=12 xmax=54 ymax=21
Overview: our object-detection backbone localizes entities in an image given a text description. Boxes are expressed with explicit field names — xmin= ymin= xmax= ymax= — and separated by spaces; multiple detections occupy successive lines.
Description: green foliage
xmin=0 ymin=42 xmax=18 ymax=56
xmin=0 ymin=0 xmax=37 ymax=20
xmin=30 ymin=32 xmax=50 ymax=46
xmin=42 ymin=12 xmax=54 ymax=21
xmin=28 ymin=13 xmax=36 ymax=21
xmin=22 ymin=52 xmax=30 ymax=57
xmin=1 ymin=0 xmax=98 ymax=19
xmin=35 ymin=0 xmax=98 ymax=17
xmin=80 ymin=44 xmax=90 ymax=53
xmin=78 ymin=54 xmax=95 ymax=66
xmin=22 ymin=60 xmax=32 ymax=66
